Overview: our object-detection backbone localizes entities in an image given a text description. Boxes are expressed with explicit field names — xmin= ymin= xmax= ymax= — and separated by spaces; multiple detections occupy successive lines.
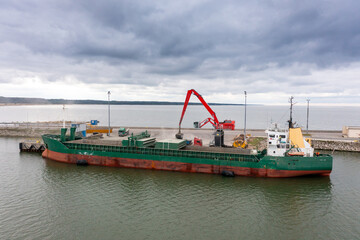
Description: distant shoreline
xmin=0 ymin=102 xmax=243 ymax=106
xmin=0 ymin=96 xmax=243 ymax=106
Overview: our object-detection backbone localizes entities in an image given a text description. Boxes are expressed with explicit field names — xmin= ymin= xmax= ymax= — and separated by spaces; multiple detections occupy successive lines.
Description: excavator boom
xmin=176 ymin=89 xmax=235 ymax=139
xmin=178 ymin=89 xmax=219 ymax=128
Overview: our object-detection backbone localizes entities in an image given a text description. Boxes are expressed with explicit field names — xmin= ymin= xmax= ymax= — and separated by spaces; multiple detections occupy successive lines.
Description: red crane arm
xmin=178 ymin=89 xmax=219 ymax=129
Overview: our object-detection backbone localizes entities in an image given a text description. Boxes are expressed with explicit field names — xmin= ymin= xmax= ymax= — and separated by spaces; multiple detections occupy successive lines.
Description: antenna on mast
xmin=288 ymin=96 xmax=294 ymax=129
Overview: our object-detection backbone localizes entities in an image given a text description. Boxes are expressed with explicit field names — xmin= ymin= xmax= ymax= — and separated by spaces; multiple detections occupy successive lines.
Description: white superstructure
xmin=266 ymin=128 xmax=290 ymax=156
xmin=266 ymin=126 xmax=314 ymax=157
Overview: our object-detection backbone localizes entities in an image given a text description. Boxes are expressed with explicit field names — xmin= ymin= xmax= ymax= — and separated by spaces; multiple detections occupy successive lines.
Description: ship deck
xmin=66 ymin=137 xmax=254 ymax=155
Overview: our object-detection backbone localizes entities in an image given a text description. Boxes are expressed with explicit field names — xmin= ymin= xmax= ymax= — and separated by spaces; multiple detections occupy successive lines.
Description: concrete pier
xmin=19 ymin=142 xmax=46 ymax=152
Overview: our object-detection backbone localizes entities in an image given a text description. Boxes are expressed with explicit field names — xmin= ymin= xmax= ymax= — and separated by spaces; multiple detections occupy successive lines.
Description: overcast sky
xmin=0 ymin=0 xmax=359 ymax=104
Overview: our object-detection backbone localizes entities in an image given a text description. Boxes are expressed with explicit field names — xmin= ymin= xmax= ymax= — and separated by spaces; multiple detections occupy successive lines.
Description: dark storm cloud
xmin=3 ymin=1 xmax=360 ymax=64
xmin=0 ymin=0 xmax=359 ymax=99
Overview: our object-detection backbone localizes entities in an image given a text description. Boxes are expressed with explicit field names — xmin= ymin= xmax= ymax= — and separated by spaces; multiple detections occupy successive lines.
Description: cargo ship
xmin=41 ymin=125 xmax=332 ymax=178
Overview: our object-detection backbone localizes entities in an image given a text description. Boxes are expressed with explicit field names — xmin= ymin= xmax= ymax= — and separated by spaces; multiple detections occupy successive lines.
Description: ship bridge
xmin=266 ymin=127 xmax=314 ymax=157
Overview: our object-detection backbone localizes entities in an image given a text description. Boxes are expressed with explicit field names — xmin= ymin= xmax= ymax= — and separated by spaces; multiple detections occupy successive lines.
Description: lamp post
xmin=108 ymin=91 xmax=111 ymax=136
xmin=62 ymin=104 xmax=66 ymax=128
xmin=244 ymin=91 xmax=247 ymax=138
xmin=306 ymin=98 xmax=310 ymax=134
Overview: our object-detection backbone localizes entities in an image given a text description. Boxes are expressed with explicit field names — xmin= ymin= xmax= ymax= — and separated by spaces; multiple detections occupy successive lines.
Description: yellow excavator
xmin=232 ymin=133 xmax=248 ymax=148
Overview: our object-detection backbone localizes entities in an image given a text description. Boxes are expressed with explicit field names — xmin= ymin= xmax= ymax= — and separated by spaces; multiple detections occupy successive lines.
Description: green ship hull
xmin=42 ymin=134 xmax=333 ymax=178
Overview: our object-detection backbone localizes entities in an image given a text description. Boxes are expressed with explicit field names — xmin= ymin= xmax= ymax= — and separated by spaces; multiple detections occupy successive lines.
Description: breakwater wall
xmin=0 ymin=122 xmax=77 ymax=137
xmin=0 ymin=127 xmax=59 ymax=138
xmin=313 ymin=140 xmax=360 ymax=152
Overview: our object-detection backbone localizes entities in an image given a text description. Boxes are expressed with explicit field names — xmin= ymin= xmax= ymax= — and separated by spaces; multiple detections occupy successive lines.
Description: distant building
xmin=342 ymin=126 xmax=360 ymax=138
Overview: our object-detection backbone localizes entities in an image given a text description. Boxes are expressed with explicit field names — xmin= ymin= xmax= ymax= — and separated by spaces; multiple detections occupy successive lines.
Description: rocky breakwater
xmin=313 ymin=139 xmax=360 ymax=152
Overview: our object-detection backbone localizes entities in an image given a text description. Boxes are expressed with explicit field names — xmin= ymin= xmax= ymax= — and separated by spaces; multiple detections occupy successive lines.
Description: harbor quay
xmin=3 ymin=121 xmax=359 ymax=152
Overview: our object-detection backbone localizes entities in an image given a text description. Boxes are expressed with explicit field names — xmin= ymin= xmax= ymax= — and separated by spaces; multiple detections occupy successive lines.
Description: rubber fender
xmin=76 ymin=159 xmax=88 ymax=166
xmin=221 ymin=170 xmax=235 ymax=177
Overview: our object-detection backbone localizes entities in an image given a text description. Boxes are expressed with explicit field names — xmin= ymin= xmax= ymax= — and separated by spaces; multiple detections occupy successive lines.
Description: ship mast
xmin=288 ymin=96 xmax=294 ymax=129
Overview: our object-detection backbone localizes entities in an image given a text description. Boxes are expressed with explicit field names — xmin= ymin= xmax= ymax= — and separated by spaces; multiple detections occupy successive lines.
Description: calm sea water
xmin=0 ymin=137 xmax=359 ymax=240
xmin=1 ymin=105 xmax=360 ymax=239
xmin=1 ymin=104 xmax=360 ymax=130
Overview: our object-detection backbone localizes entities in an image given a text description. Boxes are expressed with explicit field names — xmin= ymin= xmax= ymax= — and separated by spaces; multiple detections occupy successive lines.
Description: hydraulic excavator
xmin=175 ymin=89 xmax=235 ymax=139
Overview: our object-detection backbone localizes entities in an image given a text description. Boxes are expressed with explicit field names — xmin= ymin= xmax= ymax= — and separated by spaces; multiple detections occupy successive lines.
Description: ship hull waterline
xmin=42 ymin=149 xmax=331 ymax=178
